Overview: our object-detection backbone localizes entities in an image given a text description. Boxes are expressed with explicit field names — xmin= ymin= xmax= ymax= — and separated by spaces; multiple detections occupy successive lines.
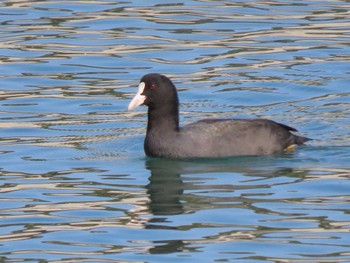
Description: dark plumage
xmin=128 ymin=73 xmax=310 ymax=158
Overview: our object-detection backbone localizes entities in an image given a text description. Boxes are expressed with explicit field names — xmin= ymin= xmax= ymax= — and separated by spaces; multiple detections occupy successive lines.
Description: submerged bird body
xmin=128 ymin=73 xmax=310 ymax=158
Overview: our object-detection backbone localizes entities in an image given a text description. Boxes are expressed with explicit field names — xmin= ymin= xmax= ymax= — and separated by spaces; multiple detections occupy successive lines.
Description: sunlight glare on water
xmin=0 ymin=0 xmax=350 ymax=262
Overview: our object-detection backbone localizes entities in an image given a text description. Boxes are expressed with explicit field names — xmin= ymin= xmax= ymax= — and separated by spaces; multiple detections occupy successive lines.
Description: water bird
xmin=128 ymin=73 xmax=310 ymax=158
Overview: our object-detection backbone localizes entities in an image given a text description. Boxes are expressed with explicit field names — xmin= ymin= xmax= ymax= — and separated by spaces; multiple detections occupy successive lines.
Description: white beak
xmin=128 ymin=82 xmax=146 ymax=111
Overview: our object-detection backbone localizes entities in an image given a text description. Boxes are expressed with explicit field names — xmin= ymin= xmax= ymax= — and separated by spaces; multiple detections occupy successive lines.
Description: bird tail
xmin=293 ymin=134 xmax=312 ymax=145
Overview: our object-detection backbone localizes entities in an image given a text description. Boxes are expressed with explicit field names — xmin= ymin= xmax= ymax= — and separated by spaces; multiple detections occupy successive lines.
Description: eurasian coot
xmin=128 ymin=73 xmax=310 ymax=158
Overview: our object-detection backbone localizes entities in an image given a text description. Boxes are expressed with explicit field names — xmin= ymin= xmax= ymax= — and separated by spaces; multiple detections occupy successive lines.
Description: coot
xmin=128 ymin=73 xmax=310 ymax=158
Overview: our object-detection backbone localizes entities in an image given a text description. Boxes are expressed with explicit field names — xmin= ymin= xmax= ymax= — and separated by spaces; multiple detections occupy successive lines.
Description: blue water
xmin=1 ymin=0 xmax=350 ymax=262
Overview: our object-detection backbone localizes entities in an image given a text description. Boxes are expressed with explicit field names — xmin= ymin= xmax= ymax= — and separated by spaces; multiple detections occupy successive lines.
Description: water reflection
xmin=141 ymin=156 xmax=350 ymax=259
xmin=0 ymin=151 xmax=349 ymax=261
xmin=146 ymin=159 xmax=185 ymax=215
xmin=145 ymin=156 xmax=303 ymax=217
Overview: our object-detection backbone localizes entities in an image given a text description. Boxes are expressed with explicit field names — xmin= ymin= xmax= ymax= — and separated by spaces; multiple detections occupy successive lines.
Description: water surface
xmin=1 ymin=0 xmax=350 ymax=262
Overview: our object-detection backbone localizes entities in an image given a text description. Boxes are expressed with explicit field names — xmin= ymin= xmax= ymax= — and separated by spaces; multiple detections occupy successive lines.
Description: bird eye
xmin=150 ymin=84 xmax=156 ymax=90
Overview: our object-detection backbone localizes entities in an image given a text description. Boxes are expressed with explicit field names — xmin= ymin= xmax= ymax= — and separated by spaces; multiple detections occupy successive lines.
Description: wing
xmin=180 ymin=118 xmax=301 ymax=156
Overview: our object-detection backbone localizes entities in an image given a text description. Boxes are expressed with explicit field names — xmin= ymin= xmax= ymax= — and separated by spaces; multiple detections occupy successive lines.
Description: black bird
xmin=128 ymin=73 xmax=310 ymax=158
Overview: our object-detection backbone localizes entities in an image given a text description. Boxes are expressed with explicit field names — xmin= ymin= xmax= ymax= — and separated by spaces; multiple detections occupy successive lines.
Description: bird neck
xmin=147 ymin=104 xmax=180 ymax=133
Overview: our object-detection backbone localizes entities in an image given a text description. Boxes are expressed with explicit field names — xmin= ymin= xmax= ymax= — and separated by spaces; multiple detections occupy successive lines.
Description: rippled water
xmin=1 ymin=0 xmax=350 ymax=262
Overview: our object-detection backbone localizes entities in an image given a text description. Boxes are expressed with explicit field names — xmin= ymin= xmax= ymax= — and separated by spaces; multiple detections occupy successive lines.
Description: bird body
xmin=128 ymin=73 xmax=310 ymax=158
